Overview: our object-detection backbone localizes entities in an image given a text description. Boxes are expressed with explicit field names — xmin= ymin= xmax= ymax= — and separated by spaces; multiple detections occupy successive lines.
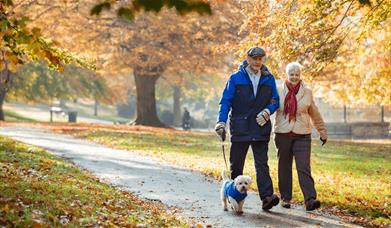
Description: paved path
xmin=0 ymin=126 xmax=361 ymax=228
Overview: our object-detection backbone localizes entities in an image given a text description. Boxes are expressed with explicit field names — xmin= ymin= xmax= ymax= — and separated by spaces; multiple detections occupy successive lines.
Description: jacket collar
xmin=240 ymin=60 xmax=272 ymax=99
xmin=240 ymin=60 xmax=271 ymax=77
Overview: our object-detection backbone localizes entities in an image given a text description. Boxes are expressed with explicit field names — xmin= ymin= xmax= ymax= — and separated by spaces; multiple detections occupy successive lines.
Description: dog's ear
xmin=245 ymin=176 xmax=252 ymax=185
xmin=233 ymin=177 xmax=239 ymax=185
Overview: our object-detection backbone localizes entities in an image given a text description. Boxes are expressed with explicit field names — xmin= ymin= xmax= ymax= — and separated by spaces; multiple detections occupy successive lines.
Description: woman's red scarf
xmin=284 ymin=80 xmax=301 ymax=122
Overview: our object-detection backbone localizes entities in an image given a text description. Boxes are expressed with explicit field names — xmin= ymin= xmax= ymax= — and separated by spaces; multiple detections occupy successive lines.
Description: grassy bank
xmin=4 ymin=111 xmax=37 ymax=122
xmin=43 ymin=123 xmax=390 ymax=227
xmin=0 ymin=135 xmax=186 ymax=227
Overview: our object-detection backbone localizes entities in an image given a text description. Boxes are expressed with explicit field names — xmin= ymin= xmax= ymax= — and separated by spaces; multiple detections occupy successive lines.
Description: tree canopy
xmin=229 ymin=0 xmax=390 ymax=105
xmin=91 ymin=0 xmax=212 ymax=20
xmin=15 ymin=0 xmax=242 ymax=126
xmin=2 ymin=0 xmax=389 ymax=124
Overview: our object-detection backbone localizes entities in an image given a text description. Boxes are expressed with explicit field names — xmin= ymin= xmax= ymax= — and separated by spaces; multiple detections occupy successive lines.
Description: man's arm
xmin=265 ymin=77 xmax=279 ymax=115
xmin=217 ymin=75 xmax=236 ymax=123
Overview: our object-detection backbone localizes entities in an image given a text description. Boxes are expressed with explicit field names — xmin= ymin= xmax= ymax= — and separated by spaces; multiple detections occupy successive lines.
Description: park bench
xmin=50 ymin=106 xmax=63 ymax=122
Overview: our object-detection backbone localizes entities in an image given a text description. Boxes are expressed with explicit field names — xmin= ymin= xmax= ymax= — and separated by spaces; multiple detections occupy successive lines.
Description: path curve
xmin=0 ymin=126 xmax=361 ymax=228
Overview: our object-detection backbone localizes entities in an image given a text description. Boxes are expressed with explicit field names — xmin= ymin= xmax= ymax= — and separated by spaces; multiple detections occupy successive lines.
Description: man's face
xmin=247 ymin=56 xmax=265 ymax=72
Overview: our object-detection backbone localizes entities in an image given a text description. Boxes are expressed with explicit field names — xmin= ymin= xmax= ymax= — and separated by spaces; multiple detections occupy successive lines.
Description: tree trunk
xmin=172 ymin=86 xmax=181 ymax=126
xmin=0 ymin=84 xmax=6 ymax=121
xmin=0 ymin=69 xmax=9 ymax=121
xmin=343 ymin=105 xmax=347 ymax=123
xmin=59 ymin=99 xmax=67 ymax=108
xmin=94 ymin=98 xmax=99 ymax=116
xmin=133 ymin=69 xmax=165 ymax=127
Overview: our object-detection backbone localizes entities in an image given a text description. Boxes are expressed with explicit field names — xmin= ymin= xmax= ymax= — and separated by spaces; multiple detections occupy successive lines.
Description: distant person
xmin=274 ymin=62 xmax=328 ymax=211
xmin=182 ymin=107 xmax=191 ymax=130
xmin=215 ymin=47 xmax=280 ymax=211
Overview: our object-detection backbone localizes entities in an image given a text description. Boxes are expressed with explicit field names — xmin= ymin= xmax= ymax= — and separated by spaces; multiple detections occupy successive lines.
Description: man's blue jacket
xmin=217 ymin=60 xmax=279 ymax=142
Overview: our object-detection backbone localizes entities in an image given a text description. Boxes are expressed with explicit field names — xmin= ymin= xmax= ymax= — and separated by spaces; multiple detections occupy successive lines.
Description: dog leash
xmin=221 ymin=130 xmax=229 ymax=175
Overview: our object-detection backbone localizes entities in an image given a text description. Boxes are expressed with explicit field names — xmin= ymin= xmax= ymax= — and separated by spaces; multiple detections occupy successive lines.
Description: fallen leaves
xmin=0 ymin=136 xmax=186 ymax=227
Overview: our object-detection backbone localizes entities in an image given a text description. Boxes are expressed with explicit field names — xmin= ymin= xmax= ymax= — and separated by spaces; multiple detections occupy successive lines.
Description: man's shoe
xmin=281 ymin=200 xmax=291 ymax=209
xmin=305 ymin=199 xmax=321 ymax=211
xmin=262 ymin=194 xmax=280 ymax=210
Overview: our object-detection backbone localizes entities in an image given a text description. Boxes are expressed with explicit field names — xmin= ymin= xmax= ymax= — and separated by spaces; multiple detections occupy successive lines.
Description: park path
xmin=0 ymin=126 xmax=361 ymax=228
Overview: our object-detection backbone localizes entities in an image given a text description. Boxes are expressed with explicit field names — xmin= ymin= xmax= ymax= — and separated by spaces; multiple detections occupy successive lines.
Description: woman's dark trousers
xmin=275 ymin=134 xmax=316 ymax=201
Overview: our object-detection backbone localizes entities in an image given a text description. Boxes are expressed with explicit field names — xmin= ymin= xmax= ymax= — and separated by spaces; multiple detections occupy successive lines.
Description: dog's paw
xmin=236 ymin=211 xmax=243 ymax=215
xmin=224 ymin=207 xmax=228 ymax=211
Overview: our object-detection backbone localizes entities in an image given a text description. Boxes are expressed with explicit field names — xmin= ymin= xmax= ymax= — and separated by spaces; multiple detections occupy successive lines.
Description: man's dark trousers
xmin=230 ymin=141 xmax=274 ymax=200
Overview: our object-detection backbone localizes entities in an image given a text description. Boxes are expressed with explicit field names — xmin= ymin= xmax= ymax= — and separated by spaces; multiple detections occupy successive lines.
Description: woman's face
xmin=287 ymin=70 xmax=301 ymax=85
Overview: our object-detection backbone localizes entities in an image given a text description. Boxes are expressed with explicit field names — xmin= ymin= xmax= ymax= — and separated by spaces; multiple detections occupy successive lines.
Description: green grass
xmin=4 ymin=110 xmax=37 ymax=122
xmin=76 ymin=111 xmax=129 ymax=123
xmin=3 ymin=101 xmax=129 ymax=123
xmin=67 ymin=128 xmax=390 ymax=227
xmin=0 ymin=136 xmax=186 ymax=227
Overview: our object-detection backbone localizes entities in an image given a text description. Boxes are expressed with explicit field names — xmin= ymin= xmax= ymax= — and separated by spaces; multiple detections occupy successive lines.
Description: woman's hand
xmin=320 ymin=137 xmax=327 ymax=146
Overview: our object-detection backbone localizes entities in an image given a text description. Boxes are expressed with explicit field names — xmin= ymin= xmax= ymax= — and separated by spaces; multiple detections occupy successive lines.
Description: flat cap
xmin=247 ymin=47 xmax=266 ymax=58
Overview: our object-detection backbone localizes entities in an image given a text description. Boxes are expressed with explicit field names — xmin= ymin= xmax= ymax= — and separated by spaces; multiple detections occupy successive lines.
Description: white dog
xmin=220 ymin=170 xmax=252 ymax=214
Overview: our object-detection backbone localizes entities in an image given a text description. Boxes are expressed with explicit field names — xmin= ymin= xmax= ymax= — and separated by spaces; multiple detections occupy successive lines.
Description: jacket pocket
xmin=230 ymin=116 xmax=249 ymax=136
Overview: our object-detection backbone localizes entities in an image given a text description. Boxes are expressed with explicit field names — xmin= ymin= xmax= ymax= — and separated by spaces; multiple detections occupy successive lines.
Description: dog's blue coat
xmin=223 ymin=180 xmax=247 ymax=203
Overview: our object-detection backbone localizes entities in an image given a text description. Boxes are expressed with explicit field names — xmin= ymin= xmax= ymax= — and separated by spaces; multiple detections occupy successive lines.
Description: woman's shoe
xmin=281 ymin=200 xmax=291 ymax=208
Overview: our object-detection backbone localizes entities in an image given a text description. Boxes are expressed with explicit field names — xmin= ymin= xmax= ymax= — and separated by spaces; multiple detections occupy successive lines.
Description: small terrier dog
xmin=220 ymin=170 xmax=252 ymax=214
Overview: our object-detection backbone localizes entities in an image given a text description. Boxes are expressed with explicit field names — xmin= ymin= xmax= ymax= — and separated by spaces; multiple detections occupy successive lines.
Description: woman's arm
xmin=308 ymin=91 xmax=328 ymax=140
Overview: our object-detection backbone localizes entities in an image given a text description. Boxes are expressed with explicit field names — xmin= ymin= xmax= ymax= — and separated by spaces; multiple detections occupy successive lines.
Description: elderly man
xmin=215 ymin=47 xmax=280 ymax=210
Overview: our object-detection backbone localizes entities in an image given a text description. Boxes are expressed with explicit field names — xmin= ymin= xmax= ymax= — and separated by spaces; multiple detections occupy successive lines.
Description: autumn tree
xmin=156 ymin=71 xmax=226 ymax=126
xmin=15 ymin=0 xmax=242 ymax=127
xmin=229 ymin=0 xmax=390 ymax=106
xmin=318 ymin=22 xmax=390 ymax=106
xmin=7 ymin=63 xmax=113 ymax=110
xmin=0 ymin=0 xmax=91 ymax=120
xmin=91 ymin=0 xmax=212 ymax=19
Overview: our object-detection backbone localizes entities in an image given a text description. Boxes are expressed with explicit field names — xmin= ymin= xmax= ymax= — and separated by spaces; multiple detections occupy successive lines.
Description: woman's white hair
xmin=285 ymin=62 xmax=302 ymax=75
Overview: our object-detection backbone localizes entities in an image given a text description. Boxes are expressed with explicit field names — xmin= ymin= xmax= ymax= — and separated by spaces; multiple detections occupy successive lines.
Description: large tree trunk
xmin=0 ymin=84 xmax=6 ymax=121
xmin=0 ymin=69 xmax=10 ymax=121
xmin=172 ymin=86 xmax=181 ymax=126
xmin=133 ymin=69 xmax=165 ymax=127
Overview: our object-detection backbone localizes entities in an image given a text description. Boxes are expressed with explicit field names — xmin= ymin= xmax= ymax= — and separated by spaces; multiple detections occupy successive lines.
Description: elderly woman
xmin=274 ymin=62 xmax=327 ymax=211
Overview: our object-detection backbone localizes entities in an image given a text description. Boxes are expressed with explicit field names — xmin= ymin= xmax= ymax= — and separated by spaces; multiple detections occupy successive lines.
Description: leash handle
xmin=221 ymin=128 xmax=226 ymax=142
xmin=222 ymin=143 xmax=229 ymax=174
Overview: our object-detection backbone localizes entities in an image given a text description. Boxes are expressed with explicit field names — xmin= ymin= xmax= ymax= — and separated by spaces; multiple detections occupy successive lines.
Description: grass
xmin=0 ymin=135 xmax=186 ymax=227
xmin=3 ymin=101 xmax=129 ymax=123
xmin=4 ymin=110 xmax=37 ymax=122
xmin=44 ymin=124 xmax=390 ymax=227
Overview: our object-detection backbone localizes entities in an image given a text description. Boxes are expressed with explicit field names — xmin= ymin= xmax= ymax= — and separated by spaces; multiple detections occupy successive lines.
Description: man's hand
xmin=320 ymin=137 xmax=327 ymax=146
xmin=215 ymin=122 xmax=226 ymax=141
xmin=256 ymin=109 xmax=270 ymax=127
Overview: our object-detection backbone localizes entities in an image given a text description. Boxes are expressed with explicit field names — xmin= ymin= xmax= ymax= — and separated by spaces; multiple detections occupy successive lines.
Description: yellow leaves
xmin=193 ymin=31 xmax=204 ymax=40
xmin=32 ymin=218 xmax=45 ymax=228
xmin=195 ymin=223 xmax=204 ymax=228
xmin=6 ymin=61 xmax=19 ymax=72
xmin=234 ymin=0 xmax=389 ymax=106
xmin=39 ymin=156 xmax=55 ymax=170
xmin=0 ymin=203 xmax=10 ymax=213
xmin=31 ymin=27 xmax=41 ymax=38
xmin=0 ymin=134 xmax=187 ymax=227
